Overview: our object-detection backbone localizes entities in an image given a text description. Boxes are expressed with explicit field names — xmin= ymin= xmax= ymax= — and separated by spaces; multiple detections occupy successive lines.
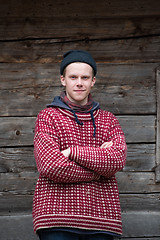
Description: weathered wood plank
xmin=0 ymin=172 xmax=159 ymax=195
xmin=0 ymin=117 xmax=35 ymax=147
xmin=1 ymin=192 xmax=159 ymax=215
xmin=0 ymin=215 xmax=38 ymax=240
xmin=0 ymin=147 xmax=36 ymax=173
xmin=0 ymin=194 xmax=34 ymax=215
xmin=0 ymin=0 xmax=160 ymax=18
xmin=118 ymin=116 xmax=156 ymax=143
xmin=119 ymin=193 xmax=160 ymax=212
xmin=0 ymin=63 xmax=156 ymax=116
xmin=0 ymin=86 xmax=62 ymax=117
xmin=155 ymin=67 xmax=160 ymax=182
xmin=0 ymin=116 xmax=156 ymax=147
xmin=0 ymin=211 xmax=160 ymax=239
xmin=117 ymin=172 xmax=159 ymax=193
xmin=0 ymin=172 xmax=38 ymax=194
xmin=122 ymin=211 xmax=160 ymax=238
xmin=0 ymin=144 xmax=155 ymax=174
xmin=124 ymin=144 xmax=155 ymax=172
xmin=1 ymin=17 xmax=160 ymax=41
xmin=1 ymin=84 xmax=156 ymax=116
xmin=1 ymin=36 xmax=160 ymax=63
xmin=0 ymin=63 xmax=155 ymax=89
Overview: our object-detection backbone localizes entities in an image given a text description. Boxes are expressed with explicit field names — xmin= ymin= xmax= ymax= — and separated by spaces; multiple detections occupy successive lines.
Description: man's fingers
xmin=100 ymin=141 xmax=113 ymax=149
xmin=61 ymin=148 xmax=70 ymax=157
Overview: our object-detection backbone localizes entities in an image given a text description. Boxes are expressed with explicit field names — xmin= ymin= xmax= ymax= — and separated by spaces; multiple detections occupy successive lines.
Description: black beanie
xmin=60 ymin=50 xmax=97 ymax=76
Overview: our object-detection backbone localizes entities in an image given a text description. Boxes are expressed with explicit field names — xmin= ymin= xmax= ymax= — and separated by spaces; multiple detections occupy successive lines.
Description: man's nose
xmin=77 ymin=77 xmax=83 ymax=85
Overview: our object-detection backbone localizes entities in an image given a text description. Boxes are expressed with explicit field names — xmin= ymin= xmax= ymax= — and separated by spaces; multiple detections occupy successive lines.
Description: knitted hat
xmin=60 ymin=50 xmax=97 ymax=76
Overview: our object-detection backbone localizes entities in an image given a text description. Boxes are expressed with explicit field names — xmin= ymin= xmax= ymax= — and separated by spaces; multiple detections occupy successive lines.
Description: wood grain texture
xmin=0 ymin=63 xmax=156 ymax=116
xmin=124 ymin=144 xmax=155 ymax=171
xmin=0 ymin=0 xmax=160 ymax=18
xmin=122 ymin=211 xmax=160 ymax=237
xmin=120 ymin=193 xmax=160 ymax=212
xmin=0 ymin=212 xmax=160 ymax=239
xmin=0 ymin=36 xmax=160 ymax=63
xmin=0 ymin=144 xmax=155 ymax=174
xmin=155 ymin=68 xmax=160 ymax=182
xmin=0 ymin=192 xmax=159 ymax=215
xmin=117 ymin=172 xmax=159 ymax=193
xmin=0 ymin=115 xmax=156 ymax=147
xmin=0 ymin=147 xmax=36 ymax=173
xmin=0 ymin=0 xmax=160 ymax=43
xmin=0 ymin=17 xmax=159 ymax=41
xmin=0 ymin=172 xmax=159 ymax=195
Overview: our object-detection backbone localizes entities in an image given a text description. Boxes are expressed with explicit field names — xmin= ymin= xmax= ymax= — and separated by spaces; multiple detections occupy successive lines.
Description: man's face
xmin=61 ymin=62 xmax=96 ymax=105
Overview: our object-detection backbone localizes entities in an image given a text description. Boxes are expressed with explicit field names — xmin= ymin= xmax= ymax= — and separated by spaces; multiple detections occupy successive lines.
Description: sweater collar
xmin=60 ymin=91 xmax=94 ymax=113
xmin=47 ymin=95 xmax=100 ymax=137
xmin=47 ymin=95 xmax=99 ymax=113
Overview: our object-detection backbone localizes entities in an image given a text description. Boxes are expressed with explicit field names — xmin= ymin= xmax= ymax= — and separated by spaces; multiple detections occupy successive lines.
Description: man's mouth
xmin=74 ymin=90 xmax=85 ymax=92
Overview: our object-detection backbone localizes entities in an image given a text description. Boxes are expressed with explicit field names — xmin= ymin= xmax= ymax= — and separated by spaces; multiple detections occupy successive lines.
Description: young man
xmin=33 ymin=50 xmax=127 ymax=240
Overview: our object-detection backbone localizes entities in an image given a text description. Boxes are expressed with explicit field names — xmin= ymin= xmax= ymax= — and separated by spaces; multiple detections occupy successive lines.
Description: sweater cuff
xmin=69 ymin=146 xmax=101 ymax=181
xmin=69 ymin=146 xmax=79 ymax=161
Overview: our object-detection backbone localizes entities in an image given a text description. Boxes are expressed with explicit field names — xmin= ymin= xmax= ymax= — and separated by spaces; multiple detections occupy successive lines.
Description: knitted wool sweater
xmin=33 ymin=102 xmax=127 ymax=235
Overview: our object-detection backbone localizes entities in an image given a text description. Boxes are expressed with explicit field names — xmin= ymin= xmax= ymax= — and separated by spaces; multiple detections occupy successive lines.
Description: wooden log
xmin=117 ymin=172 xmax=159 ymax=193
xmin=0 ymin=211 xmax=160 ymax=239
xmin=0 ymin=1 xmax=160 ymax=41
xmin=119 ymin=193 xmax=160 ymax=212
xmin=0 ymin=147 xmax=36 ymax=173
xmin=0 ymin=63 xmax=156 ymax=89
xmin=0 ymin=63 xmax=156 ymax=116
xmin=118 ymin=115 xmax=156 ymax=143
xmin=0 ymin=172 xmax=159 ymax=194
xmin=0 ymin=215 xmax=38 ymax=240
xmin=124 ymin=144 xmax=155 ymax=172
xmin=0 ymin=192 xmax=159 ymax=215
xmin=0 ymin=172 xmax=38 ymax=194
xmin=0 ymin=194 xmax=34 ymax=215
xmin=1 ymin=84 xmax=156 ymax=116
xmin=0 ymin=117 xmax=35 ymax=147
xmin=0 ymin=17 xmax=159 ymax=41
xmin=122 ymin=211 xmax=160 ymax=238
xmin=0 ymin=0 xmax=160 ymax=18
xmin=155 ymin=67 xmax=160 ymax=182
xmin=0 ymin=115 xmax=156 ymax=147
xmin=0 ymin=36 xmax=160 ymax=63
xmin=0 ymin=144 xmax=155 ymax=174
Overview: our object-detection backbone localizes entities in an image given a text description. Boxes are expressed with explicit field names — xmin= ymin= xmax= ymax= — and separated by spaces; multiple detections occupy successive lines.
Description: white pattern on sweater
xmin=33 ymin=107 xmax=127 ymax=235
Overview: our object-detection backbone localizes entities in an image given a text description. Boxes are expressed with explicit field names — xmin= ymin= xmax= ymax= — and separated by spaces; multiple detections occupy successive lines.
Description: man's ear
xmin=61 ymin=75 xmax=66 ymax=86
xmin=91 ymin=76 xmax=96 ymax=87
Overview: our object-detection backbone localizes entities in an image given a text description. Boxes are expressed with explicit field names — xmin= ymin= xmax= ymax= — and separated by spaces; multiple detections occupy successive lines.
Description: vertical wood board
xmin=156 ymin=67 xmax=160 ymax=182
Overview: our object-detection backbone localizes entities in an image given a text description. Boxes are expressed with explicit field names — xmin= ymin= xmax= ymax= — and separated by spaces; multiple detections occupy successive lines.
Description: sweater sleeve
xmin=69 ymin=114 xmax=127 ymax=178
xmin=34 ymin=109 xmax=100 ymax=183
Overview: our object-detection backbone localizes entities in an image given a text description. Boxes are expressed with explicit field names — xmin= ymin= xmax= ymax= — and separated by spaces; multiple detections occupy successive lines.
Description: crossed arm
xmin=61 ymin=141 xmax=113 ymax=157
xmin=34 ymin=109 xmax=127 ymax=183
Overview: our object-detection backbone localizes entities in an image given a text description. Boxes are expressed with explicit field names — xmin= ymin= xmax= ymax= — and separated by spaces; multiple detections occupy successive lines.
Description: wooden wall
xmin=0 ymin=0 xmax=160 ymax=239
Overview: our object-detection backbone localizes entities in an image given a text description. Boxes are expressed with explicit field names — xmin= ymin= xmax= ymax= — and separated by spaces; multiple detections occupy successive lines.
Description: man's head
xmin=60 ymin=50 xmax=96 ymax=105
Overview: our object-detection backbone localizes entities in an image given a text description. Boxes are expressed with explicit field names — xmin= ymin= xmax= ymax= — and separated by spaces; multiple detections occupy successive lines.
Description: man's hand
xmin=100 ymin=141 xmax=113 ymax=149
xmin=61 ymin=147 xmax=71 ymax=158
xmin=61 ymin=142 xmax=112 ymax=158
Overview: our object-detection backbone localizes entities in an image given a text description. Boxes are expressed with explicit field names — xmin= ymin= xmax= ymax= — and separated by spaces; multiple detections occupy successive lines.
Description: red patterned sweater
xmin=33 ymin=107 xmax=127 ymax=235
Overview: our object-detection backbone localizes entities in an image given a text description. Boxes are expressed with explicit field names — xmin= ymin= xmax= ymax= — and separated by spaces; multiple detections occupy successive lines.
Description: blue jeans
xmin=38 ymin=230 xmax=114 ymax=240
